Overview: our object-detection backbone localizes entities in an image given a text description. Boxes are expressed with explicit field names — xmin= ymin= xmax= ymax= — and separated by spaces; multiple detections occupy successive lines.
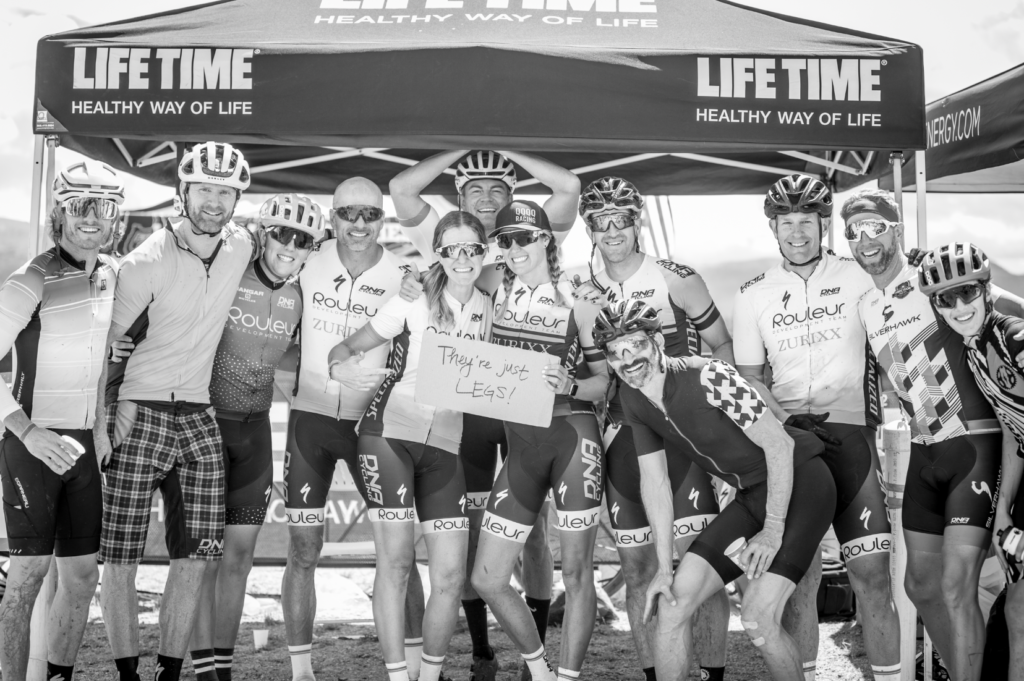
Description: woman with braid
xmin=470 ymin=201 xmax=609 ymax=681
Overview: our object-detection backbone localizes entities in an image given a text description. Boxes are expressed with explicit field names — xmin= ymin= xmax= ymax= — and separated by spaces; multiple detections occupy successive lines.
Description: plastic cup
xmin=253 ymin=628 xmax=269 ymax=651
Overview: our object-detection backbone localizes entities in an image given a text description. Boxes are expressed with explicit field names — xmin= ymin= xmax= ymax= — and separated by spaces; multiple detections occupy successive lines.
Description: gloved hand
xmin=906 ymin=248 xmax=931 ymax=268
xmin=784 ymin=412 xmax=842 ymax=455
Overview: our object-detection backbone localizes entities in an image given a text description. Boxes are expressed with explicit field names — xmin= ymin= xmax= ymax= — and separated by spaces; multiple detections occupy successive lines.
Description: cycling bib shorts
xmin=1 ymin=430 xmax=102 ymax=557
xmin=461 ymin=414 xmax=507 ymax=512
xmin=357 ymin=434 xmax=467 ymax=532
xmin=604 ymin=423 xmax=718 ymax=549
xmin=217 ymin=415 xmax=274 ymax=526
xmin=482 ymin=414 xmax=604 ymax=543
xmin=283 ymin=409 xmax=363 ymax=526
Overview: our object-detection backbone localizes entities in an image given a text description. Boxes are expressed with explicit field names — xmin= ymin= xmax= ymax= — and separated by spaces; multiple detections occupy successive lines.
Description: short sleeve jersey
xmin=620 ymin=357 xmax=824 ymax=489
xmin=859 ymin=263 xmax=998 ymax=444
xmin=0 ymin=247 xmax=117 ymax=431
xmin=732 ymin=251 xmax=881 ymax=426
xmin=966 ymin=312 xmax=1024 ymax=452
xmin=292 ymin=242 xmax=411 ymax=420
xmin=209 ymin=260 xmax=302 ymax=419
xmin=107 ymin=222 xmax=257 ymax=404
xmin=359 ymin=287 xmax=493 ymax=453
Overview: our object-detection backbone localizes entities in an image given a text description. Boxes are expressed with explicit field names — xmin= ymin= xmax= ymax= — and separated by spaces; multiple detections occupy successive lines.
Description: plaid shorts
xmin=100 ymin=401 xmax=225 ymax=564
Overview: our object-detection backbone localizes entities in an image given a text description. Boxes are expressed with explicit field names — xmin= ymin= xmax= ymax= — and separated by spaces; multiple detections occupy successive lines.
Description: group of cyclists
xmin=1 ymin=142 xmax=1023 ymax=681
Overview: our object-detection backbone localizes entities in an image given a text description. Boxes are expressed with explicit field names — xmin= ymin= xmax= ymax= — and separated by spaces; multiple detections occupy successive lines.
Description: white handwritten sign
xmin=414 ymin=331 xmax=555 ymax=428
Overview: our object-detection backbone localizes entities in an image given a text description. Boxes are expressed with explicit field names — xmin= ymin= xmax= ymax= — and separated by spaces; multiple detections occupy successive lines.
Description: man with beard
xmin=846 ymin=189 xmax=1024 ymax=681
xmin=390 ymin=151 xmax=580 ymax=681
xmin=594 ymin=299 xmax=836 ymax=681
xmin=570 ymin=176 xmax=732 ymax=681
xmin=0 ymin=161 xmax=123 ymax=681
xmin=732 ymin=175 xmax=900 ymax=681
xmin=94 ymin=142 xmax=258 ymax=681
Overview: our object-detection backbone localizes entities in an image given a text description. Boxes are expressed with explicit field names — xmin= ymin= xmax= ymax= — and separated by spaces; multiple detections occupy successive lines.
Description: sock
xmin=214 ymin=648 xmax=233 ymax=681
xmin=643 ymin=667 xmax=657 ymax=681
xmin=556 ymin=667 xmax=580 ymax=681
xmin=289 ymin=643 xmax=313 ymax=680
xmin=47 ymin=662 xmax=74 ymax=681
xmin=872 ymin=663 xmax=901 ymax=680
xmin=700 ymin=667 xmax=724 ymax=681
xmin=419 ymin=653 xmax=444 ymax=681
xmin=154 ymin=655 xmax=184 ymax=681
xmin=522 ymin=647 xmax=555 ymax=681
xmin=404 ymin=637 xmax=423 ymax=680
xmin=191 ymin=648 xmax=217 ymax=681
xmin=385 ymin=661 xmax=410 ymax=681
xmin=524 ymin=596 xmax=551 ymax=645
xmin=802 ymin=661 xmax=816 ymax=681
xmin=462 ymin=598 xmax=492 ymax=658
xmin=114 ymin=656 xmax=141 ymax=681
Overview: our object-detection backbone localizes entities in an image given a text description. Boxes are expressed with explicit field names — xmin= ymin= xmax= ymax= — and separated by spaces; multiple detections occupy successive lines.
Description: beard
xmin=853 ymin=241 xmax=899 ymax=275
xmin=187 ymin=204 xmax=231 ymax=235
xmin=617 ymin=357 xmax=656 ymax=389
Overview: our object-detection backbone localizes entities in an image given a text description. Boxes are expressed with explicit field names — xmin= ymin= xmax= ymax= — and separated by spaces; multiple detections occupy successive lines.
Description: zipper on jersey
xmin=647 ymin=393 xmax=742 ymax=489
xmin=337 ymin=269 xmax=362 ymax=419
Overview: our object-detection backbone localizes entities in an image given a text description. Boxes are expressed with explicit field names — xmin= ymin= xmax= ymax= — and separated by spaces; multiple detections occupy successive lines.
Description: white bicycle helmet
xmin=52 ymin=160 xmax=125 ymax=205
xmin=454 ymin=151 xmax=517 ymax=194
xmin=919 ymin=242 xmax=991 ymax=295
xmin=178 ymin=141 xmax=251 ymax=191
xmin=259 ymin=194 xmax=326 ymax=241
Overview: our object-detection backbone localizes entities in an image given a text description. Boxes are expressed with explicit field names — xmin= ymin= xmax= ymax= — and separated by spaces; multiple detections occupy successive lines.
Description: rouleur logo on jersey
xmin=556 ymin=508 xmax=600 ymax=531
xmin=772 ymin=303 xmax=844 ymax=328
xmin=842 ymin=533 xmax=891 ymax=561
xmin=312 ymin=292 xmax=378 ymax=317
xmin=228 ymin=306 xmax=297 ymax=336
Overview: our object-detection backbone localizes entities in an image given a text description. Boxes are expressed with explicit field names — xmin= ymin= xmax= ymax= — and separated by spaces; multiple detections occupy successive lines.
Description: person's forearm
xmin=763 ymin=436 xmax=795 ymax=518
xmin=998 ymin=437 xmax=1024 ymax=515
xmin=389 ymin=150 xmax=467 ymax=203
xmin=640 ymin=469 xmax=676 ymax=573
xmin=498 ymin=150 xmax=578 ymax=195
xmin=327 ymin=341 xmax=355 ymax=367
xmin=711 ymin=339 xmax=735 ymax=366
xmin=994 ymin=286 xmax=1024 ymax=318
xmin=3 ymin=410 xmax=32 ymax=440
xmin=738 ymin=370 xmax=790 ymax=423
xmin=574 ymin=373 xmax=608 ymax=402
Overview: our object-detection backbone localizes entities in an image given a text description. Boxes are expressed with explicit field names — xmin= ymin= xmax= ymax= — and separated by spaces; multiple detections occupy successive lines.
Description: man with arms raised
xmin=0 ymin=161 xmax=123 ymax=681
xmin=571 ymin=176 xmax=731 ymax=681
xmin=594 ymin=299 xmax=836 ymax=681
xmin=732 ymin=175 xmax=900 ymax=681
xmin=95 ymin=143 xmax=257 ymax=681
xmin=391 ymin=150 xmax=579 ymax=680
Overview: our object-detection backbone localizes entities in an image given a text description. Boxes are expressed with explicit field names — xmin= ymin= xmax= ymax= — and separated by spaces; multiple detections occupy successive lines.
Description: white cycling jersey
xmin=732 ymin=250 xmax=881 ymax=427
xmin=292 ymin=241 xmax=411 ymax=420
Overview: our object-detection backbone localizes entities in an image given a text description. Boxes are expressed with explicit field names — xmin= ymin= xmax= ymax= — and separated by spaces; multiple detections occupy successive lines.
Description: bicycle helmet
xmin=259 ymin=193 xmax=326 ymax=240
xmin=593 ymin=299 xmax=663 ymax=351
xmin=918 ymin=242 xmax=991 ymax=295
xmin=454 ymin=151 xmax=517 ymax=194
xmin=579 ymin=176 xmax=644 ymax=224
xmin=178 ymin=141 xmax=251 ymax=191
xmin=53 ymin=160 xmax=125 ymax=205
xmin=764 ymin=174 xmax=833 ymax=219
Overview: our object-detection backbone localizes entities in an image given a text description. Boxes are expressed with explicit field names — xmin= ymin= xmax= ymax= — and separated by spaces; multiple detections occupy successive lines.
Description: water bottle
xmin=725 ymin=537 xmax=748 ymax=568
xmin=997 ymin=527 xmax=1022 ymax=583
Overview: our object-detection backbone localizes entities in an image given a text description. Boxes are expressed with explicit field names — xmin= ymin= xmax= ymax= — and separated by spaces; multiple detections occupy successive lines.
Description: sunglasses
xmin=845 ymin=218 xmax=898 ymax=242
xmin=333 ymin=205 xmax=384 ymax=223
xmin=931 ymin=282 xmax=986 ymax=310
xmin=63 ymin=197 xmax=119 ymax=220
xmin=603 ymin=335 xmax=653 ymax=362
xmin=435 ymin=242 xmax=487 ymax=260
xmin=268 ymin=226 xmax=315 ymax=250
xmin=589 ymin=213 xmax=636 ymax=233
xmin=496 ymin=231 xmax=545 ymax=250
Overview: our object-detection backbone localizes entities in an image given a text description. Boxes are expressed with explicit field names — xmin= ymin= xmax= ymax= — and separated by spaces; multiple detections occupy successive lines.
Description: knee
xmin=939 ymin=567 xmax=977 ymax=609
xmin=222 ymin=544 xmax=256 ymax=575
xmin=740 ymin=598 xmax=782 ymax=643
xmin=559 ymin=562 xmax=593 ymax=595
xmin=101 ymin=564 xmax=137 ymax=590
xmin=621 ymin=556 xmax=658 ymax=595
xmin=848 ymin=561 xmax=892 ymax=601
xmin=288 ymin=534 xmax=323 ymax=571
xmin=63 ymin=563 xmax=100 ymax=595
xmin=431 ymin=563 xmax=466 ymax=595
xmin=471 ymin=564 xmax=504 ymax=598
xmin=904 ymin=566 xmax=939 ymax=604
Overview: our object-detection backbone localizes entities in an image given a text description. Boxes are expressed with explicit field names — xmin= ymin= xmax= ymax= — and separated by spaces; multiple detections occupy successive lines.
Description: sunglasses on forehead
xmin=332 ymin=205 xmax=384 ymax=223
xmin=844 ymin=218 xmax=898 ymax=242
xmin=63 ymin=197 xmax=119 ymax=220
xmin=931 ymin=282 xmax=986 ymax=310
xmin=267 ymin=226 xmax=315 ymax=250
xmin=496 ymin=231 xmax=545 ymax=250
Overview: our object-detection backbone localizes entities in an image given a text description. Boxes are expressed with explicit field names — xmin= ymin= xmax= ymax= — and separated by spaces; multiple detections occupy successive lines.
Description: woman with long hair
xmin=328 ymin=211 xmax=492 ymax=681
xmin=470 ymin=200 xmax=609 ymax=681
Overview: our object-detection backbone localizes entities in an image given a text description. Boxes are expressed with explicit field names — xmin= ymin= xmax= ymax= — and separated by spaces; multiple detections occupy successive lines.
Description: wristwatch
xmin=567 ymin=380 xmax=580 ymax=398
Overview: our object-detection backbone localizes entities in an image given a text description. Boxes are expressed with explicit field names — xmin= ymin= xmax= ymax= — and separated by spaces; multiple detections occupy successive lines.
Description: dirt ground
xmin=70 ymin=614 xmax=873 ymax=681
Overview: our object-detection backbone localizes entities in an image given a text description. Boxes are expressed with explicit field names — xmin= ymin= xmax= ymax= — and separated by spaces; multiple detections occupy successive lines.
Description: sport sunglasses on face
xmin=589 ymin=213 xmax=636 ymax=233
xmin=844 ymin=218 xmax=897 ymax=241
xmin=435 ymin=242 xmax=487 ymax=259
xmin=268 ymin=226 xmax=315 ymax=250
xmin=602 ymin=335 xmax=653 ymax=362
xmin=332 ymin=205 xmax=384 ymax=223
xmin=496 ymin=231 xmax=543 ymax=250
xmin=63 ymin=197 xmax=119 ymax=220
xmin=931 ymin=282 xmax=985 ymax=309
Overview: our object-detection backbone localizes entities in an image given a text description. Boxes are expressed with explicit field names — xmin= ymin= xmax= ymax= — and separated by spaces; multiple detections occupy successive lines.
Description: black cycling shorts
xmin=1 ymin=430 xmax=102 ymax=557
xmin=689 ymin=456 xmax=837 ymax=586
xmin=818 ymin=422 xmax=892 ymax=562
xmin=461 ymin=414 xmax=506 ymax=513
xmin=217 ymin=416 xmax=274 ymax=526
xmin=903 ymin=432 xmax=1001 ymax=537
xmin=283 ymin=410 xmax=362 ymax=527
xmin=604 ymin=423 xmax=718 ymax=549
xmin=357 ymin=434 xmax=468 ymax=532
xmin=482 ymin=413 xmax=604 ymax=543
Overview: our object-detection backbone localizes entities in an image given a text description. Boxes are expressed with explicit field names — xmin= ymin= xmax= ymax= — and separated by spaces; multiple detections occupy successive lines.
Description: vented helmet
xmin=178 ymin=141 xmax=251 ymax=191
xmin=593 ymin=299 xmax=663 ymax=351
xmin=53 ymin=160 xmax=125 ymax=205
xmin=764 ymin=174 xmax=832 ymax=219
xmin=918 ymin=242 xmax=991 ymax=295
xmin=454 ymin=151 xmax=517 ymax=194
xmin=259 ymin=194 xmax=326 ymax=240
xmin=579 ymin=176 xmax=644 ymax=225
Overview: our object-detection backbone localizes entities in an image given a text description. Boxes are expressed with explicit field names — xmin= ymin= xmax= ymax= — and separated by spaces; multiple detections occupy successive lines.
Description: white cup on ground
xmin=253 ymin=628 xmax=269 ymax=651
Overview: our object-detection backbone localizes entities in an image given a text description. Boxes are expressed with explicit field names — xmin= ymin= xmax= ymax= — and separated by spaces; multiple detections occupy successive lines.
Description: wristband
xmin=18 ymin=422 xmax=37 ymax=441
xmin=765 ymin=518 xmax=786 ymax=528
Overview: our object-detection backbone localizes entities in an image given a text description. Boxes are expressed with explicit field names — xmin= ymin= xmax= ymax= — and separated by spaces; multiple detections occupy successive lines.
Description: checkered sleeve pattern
xmin=699 ymin=360 xmax=767 ymax=430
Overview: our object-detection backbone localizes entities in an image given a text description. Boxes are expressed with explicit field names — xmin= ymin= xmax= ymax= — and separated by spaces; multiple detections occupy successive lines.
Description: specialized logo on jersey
xmin=893 ymin=281 xmax=915 ymax=299
xmin=972 ymin=480 xmax=993 ymax=502
xmin=493 ymin=488 xmax=509 ymax=508
xmin=700 ymin=361 xmax=766 ymax=430
xmin=782 ymin=290 xmax=791 ymax=309
xmin=514 ymin=287 xmax=527 ymax=305
xmin=459 ymin=495 xmax=466 ymax=514
xmin=689 ymin=487 xmax=700 ymax=509
xmin=882 ymin=305 xmax=894 ymax=323
xmin=301 ymin=483 xmax=311 ymax=504
xmin=860 ymin=507 xmax=871 ymax=531
xmin=611 ymin=502 xmax=621 ymax=524
xmin=333 ymin=274 xmax=347 ymax=292
xmin=398 ymin=484 xmax=408 ymax=504
xmin=558 ymin=481 xmax=568 ymax=505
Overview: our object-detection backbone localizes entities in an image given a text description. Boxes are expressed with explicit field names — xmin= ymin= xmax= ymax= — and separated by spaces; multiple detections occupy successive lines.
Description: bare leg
xmin=101 ymin=563 xmax=140 ymax=659
xmin=420 ymin=530 xmax=469 ymax=658
xmin=189 ymin=561 xmax=219 ymax=653
xmin=615 ymin=545 xmax=659 ymax=669
xmin=369 ymin=519 xmax=416 ymax=665
xmin=213 ymin=524 xmax=262 ymax=649
xmin=462 ymin=509 xmax=486 ymax=601
xmin=939 ymin=534 xmax=987 ymax=681
xmin=905 ymin=532 xmax=954 ymax=663
xmin=0 ymin=555 xmax=52 ymax=680
xmin=1006 ymin=581 xmax=1024 ymax=681
xmin=521 ymin=508 xmax=554 ymax=601
xmin=845 ymin=551 xmax=900 ymax=672
xmin=780 ymin=553 xmax=821 ymax=673
xmin=159 ymin=558 xmax=211 ymax=656
xmin=554 ymin=526 xmax=599 ymax=673
xmin=676 ymin=535 xmax=728 ymax=671
xmin=471 ymin=533 xmax=543 ymax=655
xmin=740 ymin=573 xmax=802 ymax=681
xmin=283 ymin=526 xmax=323 ymax=649
xmin=49 ymin=554 xmax=100 ymax=665
xmin=652 ymin=553 xmax=725 ymax=681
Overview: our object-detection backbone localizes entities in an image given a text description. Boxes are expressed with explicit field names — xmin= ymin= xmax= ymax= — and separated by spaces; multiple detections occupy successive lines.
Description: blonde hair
xmin=423 ymin=211 xmax=487 ymax=328
xmin=496 ymin=231 xmax=568 ymax=320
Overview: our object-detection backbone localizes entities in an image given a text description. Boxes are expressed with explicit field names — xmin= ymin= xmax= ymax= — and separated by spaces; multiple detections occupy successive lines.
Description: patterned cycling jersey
xmin=860 ymin=263 xmax=998 ymax=444
xmin=491 ymin=276 xmax=601 ymax=412
xmin=359 ymin=287 xmax=493 ymax=453
xmin=209 ymin=260 xmax=301 ymax=419
xmin=620 ymin=357 xmax=823 ymax=489
xmin=966 ymin=312 xmax=1024 ymax=452
xmin=0 ymin=247 xmax=117 ymax=431
xmin=292 ymin=242 xmax=411 ymax=421
xmin=733 ymin=251 xmax=881 ymax=426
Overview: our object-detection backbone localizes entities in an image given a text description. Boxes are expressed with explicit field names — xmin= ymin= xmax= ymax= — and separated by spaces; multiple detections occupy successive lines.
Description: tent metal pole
xmin=779 ymin=150 xmax=863 ymax=176
xmin=516 ymin=152 xmax=668 ymax=188
xmin=890 ymin=153 xmax=904 ymax=248
xmin=672 ymin=153 xmax=792 ymax=177
xmin=915 ymin=150 xmax=928 ymax=249
xmin=40 ymin=139 xmax=57 ymax=254
xmin=28 ymin=136 xmax=45 ymax=259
